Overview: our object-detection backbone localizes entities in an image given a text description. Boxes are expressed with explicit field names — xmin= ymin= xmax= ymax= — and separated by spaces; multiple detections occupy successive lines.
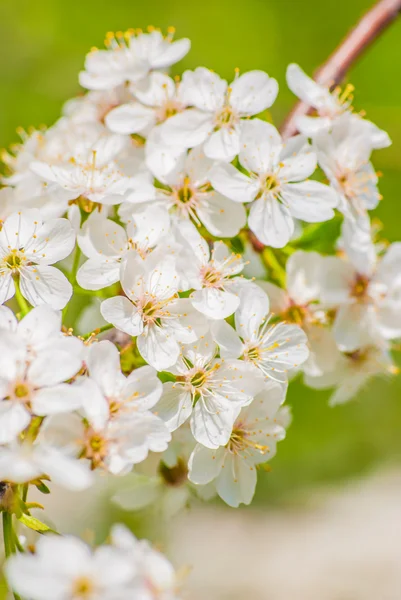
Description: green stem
xmin=14 ymin=278 xmax=30 ymax=317
xmin=81 ymin=323 xmax=114 ymax=340
xmin=69 ymin=246 xmax=82 ymax=286
xmin=2 ymin=511 xmax=15 ymax=558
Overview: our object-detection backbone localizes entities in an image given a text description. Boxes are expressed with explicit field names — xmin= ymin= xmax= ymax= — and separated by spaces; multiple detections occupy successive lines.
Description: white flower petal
xmin=19 ymin=265 xmax=72 ymax=310
xmin=230 ymin=70 xmax=278 ymax=115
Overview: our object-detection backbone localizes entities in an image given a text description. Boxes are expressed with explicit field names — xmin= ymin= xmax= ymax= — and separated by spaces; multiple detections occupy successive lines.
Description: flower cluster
xmin=0 ymin=25 xmax=399 ymax=600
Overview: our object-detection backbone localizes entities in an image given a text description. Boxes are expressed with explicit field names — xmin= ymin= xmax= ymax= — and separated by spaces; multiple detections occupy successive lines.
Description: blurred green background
xmin=1 ymin=0 xmax=401 ymax=506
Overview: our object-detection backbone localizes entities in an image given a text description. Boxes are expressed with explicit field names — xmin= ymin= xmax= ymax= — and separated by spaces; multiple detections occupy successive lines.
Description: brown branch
xmin=280 ymin=0 xmax=401 ymax=139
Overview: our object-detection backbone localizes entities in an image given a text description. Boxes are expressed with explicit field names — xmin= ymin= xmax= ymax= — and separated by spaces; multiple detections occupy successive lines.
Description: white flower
xmin=76 ymin=208 xmax=170 ymax=290
xmin=304 ymin=341 xmax=397 ymax=406
xmin=286 ymin=63 xmax=391 ymax=148
xmin=0 ymin=210 xmax=75 ymax=309
xmin=177 ymin=224 xmax=245 ymax=319
xmin=160 ymin=67 xmax=278 ymax=161
xmin=121 ymin=145 xmax=246 ymax=238
xmin=258 ymin=251 xmax=337 ymax=377
xmin=79 ymin=29 xmax=190 ymax=91
xmin=0 ymin=304 xmax=84 ymax=368
xmin=84 ymin=340 xmax=163 ymax=415
xmin=210 ymin=119 xmax=337 ymax=247
xmin=5 ymin=533 xmax=136 ymax=600
xmin=106 ymin=72 xmax=188 ymax=135
xmin=155 ymin=335 xmax=264 ymax=448
xmin=111 ymin=524 xmax=182 ymax=600
xmin=31 ymin=136 xmax=132 ymax=208
xmin=188 ymin=382 xmax=288 ymax=507
xmin=0 ymin=439 xmax=93 ymax=491
xmin=211 ymin=283 xmax=309 ymax=382
xmin=101 ymin=252 xmax=207 ymax=370
xmin=320 ymin=236 xmax=401 ymax=351
xmin=313 ymin=115 xmax=381 ymax=220
xmin=0 ymin=329 xmax=84 ymax=444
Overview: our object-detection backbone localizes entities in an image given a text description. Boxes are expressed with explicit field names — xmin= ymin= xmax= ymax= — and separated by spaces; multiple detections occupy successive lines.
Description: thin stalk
xmin=2 ymin=511 xmax=14 ymax=558
xmin=14 ymin=278 xmax=30 ymax=317
xmin=81 ymin=323 xmax=114 ymax=340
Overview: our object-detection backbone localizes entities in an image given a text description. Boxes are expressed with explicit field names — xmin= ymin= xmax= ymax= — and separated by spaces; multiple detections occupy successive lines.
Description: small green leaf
xmin=35 ymin=481 xmax=51 ymax=495
xmin=18 ymin=513 xmax=58 ymax=534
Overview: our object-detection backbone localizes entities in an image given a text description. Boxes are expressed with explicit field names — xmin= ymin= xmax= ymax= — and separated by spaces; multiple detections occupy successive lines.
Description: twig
xmin=280 ymin=0 xmax=401 ymax=139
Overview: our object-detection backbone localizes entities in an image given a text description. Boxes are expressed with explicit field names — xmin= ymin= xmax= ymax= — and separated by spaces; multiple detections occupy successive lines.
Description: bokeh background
xmin=1 ymin=0 xmax=401 ymax=597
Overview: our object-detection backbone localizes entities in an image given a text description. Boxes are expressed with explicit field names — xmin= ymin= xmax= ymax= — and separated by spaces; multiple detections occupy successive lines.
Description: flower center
xmin=200 ymin=265 xmax=223 ymax=288
xmin=283 ymin=304 xmax=307 ymax=325
xmin=177 ymin=184 xmax=194 ymax=204
xmin=261 ymin=174 xmax=280 ymax=195
xmin=243 ymin=345 xmax=261 ymax=363
xmin=215 ymin=105 xmax=237 ymax=129
xmin=227 ymin=424 xmax=269 ymax=456
xmin=159 ymin=458 xmax=188 ymax=487
xmin=189 ymin=369 xmax=208 ymax=389
xmin=350 ymin=274 xmax=370 ymax=300
xmin=83 ymin=428 xmax=108 ymax=469
xmin=2 ymin=250 xmax=26 ymax=272
xmin=156 ymin=98 xmax=182 ymax=123
xmin=72 ymin=576 xmax=95 ymax=599
xmin=14 ymin=383 xmax=30 ymax=399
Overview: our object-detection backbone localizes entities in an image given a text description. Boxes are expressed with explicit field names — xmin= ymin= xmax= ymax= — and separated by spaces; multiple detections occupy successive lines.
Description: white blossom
xmin=212 ymin=283 xmax=310 ymax=382
xmin=188 ymin=381 xmax=289 ymax=507
xmin=211 ymin=119 xmax=337 ymax=247
xmin=79 ymin=29 xmax=190 ymax=91
xmin=101 ymin=252 xmax=207 ymax=370
xmin=0 ymin=210 xmax=75 ymax=309
xmin=160 ymin=67 xmax=278 ymax=161
xmin=155 ymin=335 xmax=264 ymax=448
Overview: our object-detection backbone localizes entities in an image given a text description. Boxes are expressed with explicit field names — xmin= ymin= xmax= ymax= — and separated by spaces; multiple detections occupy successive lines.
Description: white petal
xmin=210 ymin=319 xmax=243 ymax=358
xmin=31 ymin=384 xmax=83 ymax=416
xmin=87 ymin=340 xmax=122 ymax=397
xmin=203 ymin=127 xmax=241 ymax=162
xmin=0 ymin=209 xmax=42 ymax=250
xmin=106 ymin=102 xmax=156 ymax=134
xmin=137 ymin=325 xmax=180 ymax=370
xmin=27 ymin=218 xmax=75 ymax=264
xmin=77 ymin=258 xmax=120 ymax=290
xmin=191 ymin=288 xmax=240 ymax=319
xmin=160 ymin=109 xmax=214 ymax=148
xmin=154 ymin=383 xmax=193 ymax=431
xmin=248 ymin=197 xmax=294 ymax=248
xmin=333 ymin=304 xmax=376 ymax=351
xmin=286 ymin=250 xmax=324 ymax=304
xmin=0 ymin=402 xmax=31 ymax=444
xmin=239 ymin=119 xmax=282 ymax=173
xmin=216 ymin=453 xmax=257 ymax=507
xmin=180 ymin=67 xmax=226 ymax=111
xmin=235 ymin=283 xmax=270 ymax=341
xmin=19 ymin=265 xmax=72 ymax=310
xmin=230 ymin=71 xmax=278 ymax=115
xmin=286 ymin=63 xmax=335 ymax=111
xmin=282 ymin=181 xmax=337 ymax=222
xmin=191 ymin=401 xmax=236 ymax=449
xmin=0 ymin=273 xmax=15 ymax=305
xmin=210 ymin=162 xmax=258 ymax=203
xmin=188 ymin=444 xmax=225 ymax=484
xmin=101 ymin=296 xmax=142 ymax=336
xmin=198 ymin=193 xmax=246 ymax=237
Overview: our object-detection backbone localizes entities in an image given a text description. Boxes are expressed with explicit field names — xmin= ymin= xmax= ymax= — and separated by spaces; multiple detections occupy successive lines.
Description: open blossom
xmin=30 ymin=135 xmax=133 ymax=208
xmin=212 ymin=283 xmax=310 ymax=382
xmin=211 ymin=119 xmax=337 ymax=247
xmin=320 ymin=231 xmax=401 ymax=351
xmin=101 ymin=252 xmax=207 ymax=370
xmin=5 ymin=533 xmax=137 ymax=600
xmin=155 ymin=335 xmax=264 ymax=448
xmin=178 ymin=224 xmax=246 ymax=319
xmin=160 ymin=67 xmax=278 ymax=161
xmin=0 ymin=438 xmax=93 ymax=491
xmin=305 ymin=340 xmax=397 ymax=406
xmin=79 ymin=29 xmax=190 ymax=91
xmin=0 ymin=329 xmax=84 ymax=444
xmin=188 ymin=382 xmax=289 ymax=507
xmin=77 ymin=208 xmax=170 ymax=290
xmin=313 ymin=115 xmax=381 ymax=221
xmin=259 ymin=251 xmax=337 ymax=377
xmin=286 ymin=63 xmax=391 ymax=148
xmin=0 ymin=304 xmax=84 ymax=366
xmin=111 ymin=524 xmax=183 ymax=600
xmin=120 ymin=145 xmax=246 ymax=238
xmin=0 ymin=210 xmax=75 ymax=309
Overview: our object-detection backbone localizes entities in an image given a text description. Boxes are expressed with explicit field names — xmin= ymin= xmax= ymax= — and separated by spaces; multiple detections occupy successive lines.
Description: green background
xmin=1 ymin=0 xmax=401 ymax=505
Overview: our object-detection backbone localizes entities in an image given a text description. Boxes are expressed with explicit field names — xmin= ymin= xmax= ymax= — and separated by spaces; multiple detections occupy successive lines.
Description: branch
xmin=280 ymin=0 xmax=401 ymax=139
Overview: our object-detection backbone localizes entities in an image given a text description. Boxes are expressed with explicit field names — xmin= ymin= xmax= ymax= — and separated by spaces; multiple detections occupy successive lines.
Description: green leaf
xmin=18 ymin=513 xmax=58 ymax=534
xmin=35 ymin=481 xmax=51 ymax=495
